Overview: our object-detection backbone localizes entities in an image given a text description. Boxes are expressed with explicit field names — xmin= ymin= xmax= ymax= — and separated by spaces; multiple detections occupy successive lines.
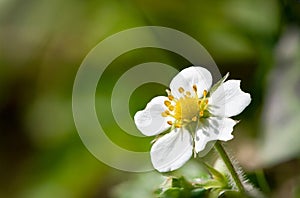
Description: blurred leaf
xmin=223 ymin=0 xmax=279 ymax=36
xmin=20 ymin=146 xmax=106 ymax=198
xmin=294 ymin=178 xmax=300 ymax=198
xmin=166 ymin=160 xmax=210 ymax=181
xmin=25 ymin=95 xmax=73 ymax=148
xmin=111 ymin=172 xmax=165 ymax=198
xmin=133 ymin=0 xmax=280 ymax=63
xmin=260 ymin=26 xmax=300 ymax=166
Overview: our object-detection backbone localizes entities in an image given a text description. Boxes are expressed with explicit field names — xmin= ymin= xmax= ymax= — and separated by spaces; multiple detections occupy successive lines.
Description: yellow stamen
xmin=161 ymin=112 xmax=168 ymax=117
xmin=178 ymin=87 xmax=185 ymax=93
xmin=203 ymin=90 xmax=207 ymax=97
xmin=167 ymin=121 xmax=173 ymax=125
xmin=186 ymin=91 xmax=191 ymax=96
xmin=168 ymin=95 xmax=174 ymax=101
xmin=168 ymin=105 xmax=175 ymax=111
xmin=175 ymin=123 xmax=181 ymax=128
xmin=164 ymin=100 xmax=171 ymax=107
xmin=200 ymin=110 xmax=204 ymax=117
xmin=193 ymin=85 xmax=197 ymax=92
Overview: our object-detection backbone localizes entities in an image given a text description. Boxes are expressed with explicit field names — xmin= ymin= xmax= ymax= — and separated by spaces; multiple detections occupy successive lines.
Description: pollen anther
xmin=168 ymin=105 xmax=175 ymax=111
xmin=193 ymin=85 xmax=197 ymax=92
xmin=164 ymin=100 xmax=171 ymax=107
xmin=178 ymin=87 xmax=185 ymax=93
xmin=167 ymin=121 xmax=173 ymax=125
xmin=203 ymin=90 xmax=208 ymax=97
xmin=200 ymin=111 xmax=204 ymax=117
xmin=161 ymin=112 xmax=168 ymax=117
xmin=168 ymin=95 xmax=174 ymax=101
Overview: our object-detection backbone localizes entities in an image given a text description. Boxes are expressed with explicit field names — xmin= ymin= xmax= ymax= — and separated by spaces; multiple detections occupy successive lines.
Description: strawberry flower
xmin=134 ymin=66 xmax=251 ymax=172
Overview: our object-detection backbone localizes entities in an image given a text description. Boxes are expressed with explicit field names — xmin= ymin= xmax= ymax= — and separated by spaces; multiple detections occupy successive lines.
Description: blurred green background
xmin=1 ymin=0 xmax=300 ymax=197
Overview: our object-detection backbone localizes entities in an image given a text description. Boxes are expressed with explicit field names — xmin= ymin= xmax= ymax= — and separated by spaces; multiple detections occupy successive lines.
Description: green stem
xmin=256 ymin=169 xmax=270 ymax=194
xmin=214 ymin=141 xmax=245 ymax=193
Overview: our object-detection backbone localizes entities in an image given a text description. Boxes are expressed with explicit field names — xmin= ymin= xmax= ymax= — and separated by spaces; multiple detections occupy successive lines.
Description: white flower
xmin=134 ymin=66 xmax=251 ymax=172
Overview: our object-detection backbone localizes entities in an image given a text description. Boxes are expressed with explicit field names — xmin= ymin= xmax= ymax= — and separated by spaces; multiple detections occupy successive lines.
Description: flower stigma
xmin=161 ymin=85 xmax=210 ymax=129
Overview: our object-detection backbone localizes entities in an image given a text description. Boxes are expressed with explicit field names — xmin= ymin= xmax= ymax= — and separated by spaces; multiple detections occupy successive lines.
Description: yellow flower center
xmin=174 ymin=97 xmax=199 ymax=121
xmin=161 ymin=85 xmax=210 ymax=128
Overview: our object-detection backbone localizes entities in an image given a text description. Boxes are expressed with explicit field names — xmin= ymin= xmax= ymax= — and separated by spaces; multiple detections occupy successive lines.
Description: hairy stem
xmin=214 ymin=141 xmax=245 ymax=193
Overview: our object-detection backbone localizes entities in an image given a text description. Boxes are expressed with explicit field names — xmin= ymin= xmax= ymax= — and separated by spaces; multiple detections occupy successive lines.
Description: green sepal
xmin=208 ymin=72 xmax=229 ymax=97
xmin=209 ymin=189 xmax=247 ymax=198
xmin=202 ymin=162 xmax=228 ymax=187
xmin=209 ymin=188 xmax=224 ymax=198
xmin=194 ymin=179 xmax=225 ymax=190
xmin=218 ymin=190 xmax=249 ymax=198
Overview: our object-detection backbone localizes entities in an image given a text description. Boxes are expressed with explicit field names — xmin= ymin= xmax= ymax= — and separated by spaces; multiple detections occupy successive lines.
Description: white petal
xmin=170 ymin=66 xmax=212 ymax=98
xmin=209 ymin=80 xmax=251 ymax=117
xmin=150 ymin=129 xmax=193 ymax=172
xmin=134 ymin=96 xmax=173 ymax=136
xmin=195 ymin=117 xmax=237 ymax=153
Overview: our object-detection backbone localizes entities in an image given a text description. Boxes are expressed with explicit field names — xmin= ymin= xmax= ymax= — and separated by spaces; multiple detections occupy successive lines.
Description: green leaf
xmin=171 ymin=177 xmax=182 ymax=188
xmin=171 ymin=176 xmax=193 ymax=189
xmin=154 ymin=188 xmax=163 ymax=196
xmin=159 ymin=188 xmax=183 ymax=198
xmin=190 ymin=188 xmax=208 ymax=198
